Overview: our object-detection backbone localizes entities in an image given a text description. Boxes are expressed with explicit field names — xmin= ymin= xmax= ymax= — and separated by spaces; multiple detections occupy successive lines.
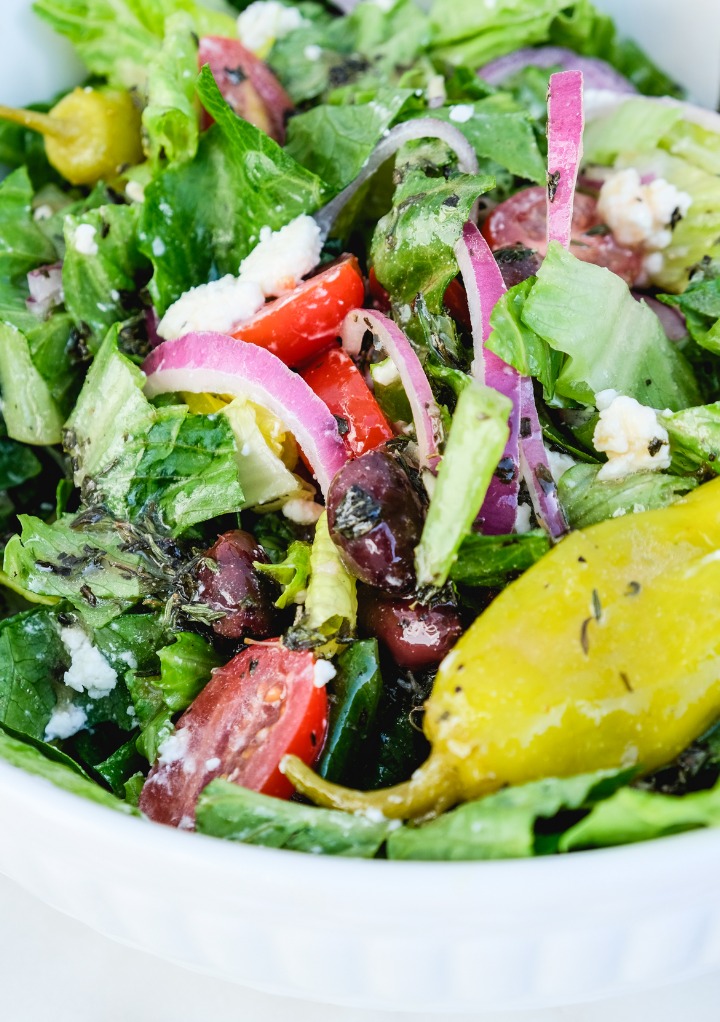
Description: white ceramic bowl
xmin=3 ymin=759 xmax=720 ymax=1013
xmin=3 ymin=0 xmax=720 ymax=1014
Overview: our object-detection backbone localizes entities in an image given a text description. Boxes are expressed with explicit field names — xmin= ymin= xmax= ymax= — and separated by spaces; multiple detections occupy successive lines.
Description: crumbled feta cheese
xmin=157 ymin=729 xmax=189 ymax=766
xmin=237 ymin=1 xmax=307 ymax=54
xmin=152 ymin=237 xmax=166 ymax=257
xmin=60 ymin=625 xmax=119 ymax=699
xmin=547 ymin=449 xmax=576 ymax=484
xmin=238 ymin=215 xmax=322 ymax=298
xmin=33 ymin=204 xmax=54 ymax=221
xmin=597 ymin=169 xmax=692 ymax=252
xmin=370 ymin=0 xmax=397 ymax=10
xmin=157 ymin=276 xmax=264 ymax=340
xmin=313 ymin=660 xmax=336 ymax=688
xmin=44 ymin=703 xmax=87 ymax=742
xmin=514 ymin=502 xmax=533 ymax=534
xmin=304 ymin=44 xmax=322 ymax=62
xmin=449 ymin=104 xmax=474 ymax=124
xmin=371 ymin=357 xmax=400 ymax=387
xmin=125 ymin=179 xmax=145 ymax=204
xmin=72 ymin=223 xmax=99 ymax=257
xmin=593 ymin=389 xmax=671 ymax=481
xmin=205 ymin=757 xmax=221 ymax=771
xmin=282 ymin=497 xmax=323 ymax=525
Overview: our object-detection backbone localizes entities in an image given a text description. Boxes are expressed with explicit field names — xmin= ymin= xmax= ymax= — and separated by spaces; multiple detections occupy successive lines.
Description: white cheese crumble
xmin=33 ymin=204 xmax=54 ymax=221
xmin=238 ymin=215 xmax=323 ymax=298
xmin=514 ymin=502 xmax=533 ymax=534
xmin=72 ymin=223 xmax=99 ymax=257
xmin=547 ymin=449 xmax=576 ymax=484
xmin=125 ymin=179 xmax=145 ymax=204
xmin=157 ymin=728 xmax=190 ymax=766
xmin=597 ymin=168 xmax=692 ymax=252
xmin=449 ymin=104 xmax=474 ymax=124
xmin=157 ymin=276 xmax=264 ymax=340
xmin=593 ymin=389 xmax=671 ymax=481
xmin=313 ymin=660 xmax=337 ymax=688
xmin=205 ymin=757 xmax=221 ymax=771
xmin=59 ymin=626 xmax=118 ymax=699
xmin=151 ymin=237 xmax=166 ymax=257
xmin=304 ymin=44 xmax=322 ymax=62
xmin=282 ymin=497 xmax=324 ymax=525
xmin=237 ymin=1 xmax=307 ymax=55
xmin=44 ymin=703 xmax=87 ymax=742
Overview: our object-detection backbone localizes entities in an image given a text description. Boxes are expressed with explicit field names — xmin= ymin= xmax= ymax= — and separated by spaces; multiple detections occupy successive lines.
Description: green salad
xmin=3 ymin=0 xmax=720 ymax=860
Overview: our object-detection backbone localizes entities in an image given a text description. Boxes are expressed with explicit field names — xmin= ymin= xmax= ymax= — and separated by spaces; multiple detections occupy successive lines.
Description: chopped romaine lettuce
xmin=387 ymin=768 xmax=630 ymax=860
xmin=196 ymin=778 xmax=391 ymax=857
xmin=371 ymin=139 xmax=494 ymax=312
xmin=416 ymin=381 xmax=512 ymax=588
xmin=0 ymin=323 xmax=64 ymax=445
xmin=0 ymin=607 xmax=67 ymax=740
xmin=558 ymin=462 xmax=696 ymax=529
xmin=255 ymin=540 xmax=312 ymax=610
xmin=142 ymin=12 xmax=200 ymax=167
xmin=450 ymin=530 xmax=550 ymax=588
xmin=661 ymin=403 xmax=720 ymax=475
xmin=521 ymin=243 xmax=699 ymax=410
xmin=486 ymin=277 xmax=563 ymax=396
xmin=0 ymin=727 xmax=138 ymax=813
xmin=140 ymin=66 xmax=328 ymax=314
xmin=33 ymin=0 xmax=236 ymax=89
xmin=659 ymin=260 xmax=720 ymax=355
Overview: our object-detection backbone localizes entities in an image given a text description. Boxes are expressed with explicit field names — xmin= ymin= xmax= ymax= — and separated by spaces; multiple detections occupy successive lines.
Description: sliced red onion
xmin=480 ymin=47 xmax=636 ymax=95
xmin=518 ymin=376 xmax=568 ymax=540
xmin=26 ymin=263 xmax=63 ymax=319
xmin=142 ymin=333 xmax=348 ymax=495
xmin=454 ymin=223 xmax=520 ymax=534
xmin=341 ymin=309 xmax=442 ymax=471
xmin=314 ymin=119 xmax=479 ymax=243
xmin=546 ymin=70 xmax=584 ymax=251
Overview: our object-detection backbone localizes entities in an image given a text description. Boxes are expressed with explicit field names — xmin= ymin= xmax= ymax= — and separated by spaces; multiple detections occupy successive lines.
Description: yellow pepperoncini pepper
xmin=0 ymin=87 xmax=143 ymax=186
xmin=285 ymin=476 xmax=720 ymax=819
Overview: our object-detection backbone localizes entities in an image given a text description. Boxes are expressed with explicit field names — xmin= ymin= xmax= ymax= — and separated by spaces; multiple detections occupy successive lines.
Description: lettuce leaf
xmin=558 ymin=463 xmax=696 ymax=529
xmin=0 ymin=323 xmax=64 ymax=445
xmin=388 ymin=769 xmax=630 ymax=860
xmin=196 ymin=779 xmax=391 ymax=857
xmin=486 ymin=277 xmax=563 ymax=396
xmin=428 ymin=0 xmax=680 ymax=97
xmin=32 ymin=0 xmax=236 ymax=88
xmin=371 ymin=139 xmax=494 ymax=312
xmin=0 ymin=608 xmax=67 ymax=740
xmin=559 ymin=778 xmax=720 ymax=851
xmin=255 ymin=540 xmax=312 ymax=610
xmin=65 ymin=327 xmax=245 ymax=535
xmin=521 ymin=243 xmax=699 ymax=410
xmin=659 ymin=260 xmax=720 ymax=355
xmin=140 ymin=67 xmax=328 ymax=313
xmin=0 ymin=167 xmax=57 ymax=284
xmin=661 ymin=403 xmax=720 ymax=476
xmin=0 ymin=727 xmax=137 ymax=813
xmin=416 ymin=381 xmax=512 ymax=588
xmin=285 ymin=88 xmax=413 ymax=194
xmin=62 ymin=203 xmax=150 ymax=352
xmin=449 ymin=530 xmax=550 ymax=588
xmin=142 ymin=12 xmax=200 ymax=167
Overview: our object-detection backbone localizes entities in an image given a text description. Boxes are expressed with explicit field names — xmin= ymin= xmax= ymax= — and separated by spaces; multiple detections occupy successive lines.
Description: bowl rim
xmin=4 ymin=753 xmax=720 ymax=891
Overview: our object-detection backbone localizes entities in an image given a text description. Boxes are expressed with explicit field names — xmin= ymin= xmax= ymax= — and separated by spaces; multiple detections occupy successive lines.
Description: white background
xmin=2 ymin=1 xmax=720 ymax=1019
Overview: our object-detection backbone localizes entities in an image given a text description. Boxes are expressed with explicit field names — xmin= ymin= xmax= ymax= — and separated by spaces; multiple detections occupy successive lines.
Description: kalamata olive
xmin=359 ymin=588 xmax=463 ymax=670
xmin=326 ymin=449 xmax=423 ymax=594
xmin=195 ymin=530 xmax=277 ymax=639
xmin=493 ymin=245 xmax=543 ymax=289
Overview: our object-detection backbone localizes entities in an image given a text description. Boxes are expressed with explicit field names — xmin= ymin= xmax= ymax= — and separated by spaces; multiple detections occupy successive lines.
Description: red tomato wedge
xmin=481 ymin=186 xmax=644 ymax=285
xmin=301 ymin=347 xmax=393 ymax=457
xmin=198 ymin=36 xmax=294 ymax=144
xmin=139 ymin=646 xmax=328 ymax=829
xmin=232 ymin=255 xmax=366 ymax=369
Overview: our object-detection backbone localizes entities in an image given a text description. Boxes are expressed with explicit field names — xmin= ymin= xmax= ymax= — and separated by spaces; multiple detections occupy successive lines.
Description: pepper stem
xmin=281 ymin=753 xmax=458 ymax=820
xmin=0 ymin=105 xmax=76 ymax=141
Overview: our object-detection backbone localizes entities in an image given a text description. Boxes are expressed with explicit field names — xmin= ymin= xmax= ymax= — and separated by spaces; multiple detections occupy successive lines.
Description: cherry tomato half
xmin=482 ymin=186 xmax=644 ymax=286
xmin=233 ymin=255 xmax=366 ymax=369
xmin=139 ymin=645 xmax=328 ymax=828
xmin=301 ymin=347 xmax=393 ymax=457
xmin=198 ymin=36 xmax=294 ymax=144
